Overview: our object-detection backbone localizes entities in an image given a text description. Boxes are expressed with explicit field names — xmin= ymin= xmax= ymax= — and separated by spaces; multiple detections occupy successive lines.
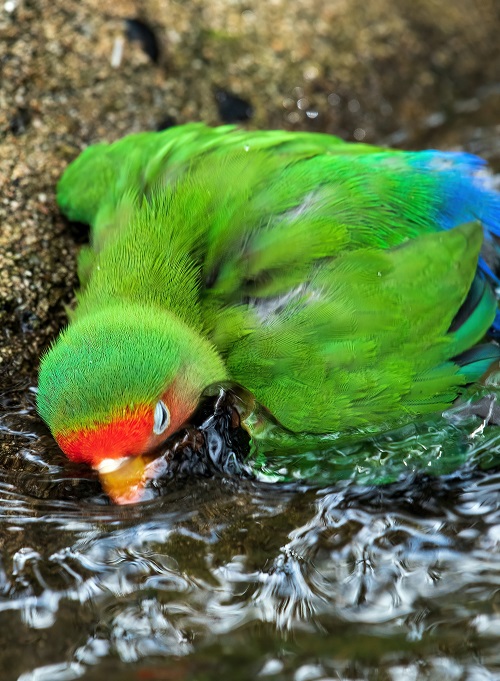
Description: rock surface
xmin=1 ymin=0 xmax=500 ymax=385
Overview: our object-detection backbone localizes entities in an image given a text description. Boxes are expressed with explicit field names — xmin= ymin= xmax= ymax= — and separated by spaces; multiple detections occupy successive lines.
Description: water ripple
xmin=3 ymin=385 xmax=500 ymax=679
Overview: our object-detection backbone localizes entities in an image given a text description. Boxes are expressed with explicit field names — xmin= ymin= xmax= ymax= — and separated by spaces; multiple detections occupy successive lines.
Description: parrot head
xmin=37 ymin=303 xmax=227 ymax=503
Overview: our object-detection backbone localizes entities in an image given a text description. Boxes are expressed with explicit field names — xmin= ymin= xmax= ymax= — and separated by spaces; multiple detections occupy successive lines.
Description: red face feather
xmin=56 ymin=405 xmax=154 ymax=467
xmin=55 ymin=386 xmax=198 ymax=469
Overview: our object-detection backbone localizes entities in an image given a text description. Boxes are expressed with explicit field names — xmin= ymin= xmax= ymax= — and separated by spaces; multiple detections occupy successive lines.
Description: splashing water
xmin=3 ymin=375 xmax=500 ymax=680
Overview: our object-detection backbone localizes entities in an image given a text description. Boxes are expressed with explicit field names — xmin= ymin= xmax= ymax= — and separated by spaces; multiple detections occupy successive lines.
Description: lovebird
xmin=37 ymin=123 xmax=500 ymax=503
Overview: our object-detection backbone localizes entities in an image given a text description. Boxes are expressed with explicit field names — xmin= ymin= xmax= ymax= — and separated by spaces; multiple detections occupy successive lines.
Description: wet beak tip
xmin=94 ymin=455 xmax=150 ymax=505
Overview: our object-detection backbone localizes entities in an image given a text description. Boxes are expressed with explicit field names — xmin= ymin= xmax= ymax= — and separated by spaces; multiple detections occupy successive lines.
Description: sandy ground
xmin=1 ymin=0 xmax=500 ymax=384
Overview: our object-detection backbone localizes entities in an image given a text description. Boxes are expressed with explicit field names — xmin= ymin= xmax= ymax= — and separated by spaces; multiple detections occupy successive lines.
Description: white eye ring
xmin=153 ymin=400 xmax=170 ymax=435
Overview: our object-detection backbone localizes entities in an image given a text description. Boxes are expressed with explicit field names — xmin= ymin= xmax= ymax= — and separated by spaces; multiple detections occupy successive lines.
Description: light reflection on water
xmin=3 ymin=383 xmax=500 ymax=680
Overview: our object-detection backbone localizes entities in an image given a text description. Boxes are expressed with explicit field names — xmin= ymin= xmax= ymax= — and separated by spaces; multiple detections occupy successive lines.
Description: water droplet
xmin=425 ymin=111 xmax=446 ymax=128
xmin=348 ymin=98 xmax=361 ymax=113
xmin=259 ymin=659 xmax=284 ymax=676
xmin=303 ymin=65 xmax=319 ymax=81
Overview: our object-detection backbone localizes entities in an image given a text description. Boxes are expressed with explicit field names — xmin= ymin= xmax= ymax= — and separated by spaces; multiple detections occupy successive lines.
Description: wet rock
xmin=124 ymin=18 xmax=160 ymax=63
xmin=156 ymin=114 xmax=177 ymax=131
xmin=9 ymin=106 xmax=32 ymax=135
xmin=215 ymin=88 xmax=254 ymax=123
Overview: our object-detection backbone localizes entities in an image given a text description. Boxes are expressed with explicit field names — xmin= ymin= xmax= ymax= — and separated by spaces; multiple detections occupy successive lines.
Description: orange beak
xmin=94 ymin=453 xmax=169 ymax=504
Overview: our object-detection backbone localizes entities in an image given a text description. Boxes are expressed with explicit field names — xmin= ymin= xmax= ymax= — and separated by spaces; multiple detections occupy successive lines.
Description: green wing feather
xmin=52 ymin=124 xmax=500 ymax=443
xmin=223 ymin=222 xmax=491 ymax=432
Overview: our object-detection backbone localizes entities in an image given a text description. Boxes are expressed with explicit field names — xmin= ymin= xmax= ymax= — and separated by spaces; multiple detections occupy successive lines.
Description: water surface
xmin=3 ymin=380 xmax=500 ymax=681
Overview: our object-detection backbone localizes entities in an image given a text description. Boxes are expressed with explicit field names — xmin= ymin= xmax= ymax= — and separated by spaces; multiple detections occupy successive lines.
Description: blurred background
xmin=1 ymin=0 xmax=500 ymax=383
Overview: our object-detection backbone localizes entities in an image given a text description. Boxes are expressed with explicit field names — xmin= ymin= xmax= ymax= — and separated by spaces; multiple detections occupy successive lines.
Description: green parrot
xmin=37 ymin=123 xmax=500 ymax=502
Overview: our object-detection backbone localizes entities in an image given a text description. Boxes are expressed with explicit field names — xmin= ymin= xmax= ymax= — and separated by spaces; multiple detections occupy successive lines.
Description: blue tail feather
xmin=410 ymin=151 xmax=500 ymax=339
xmin=409 ymin=151 xmax=500 ymax=240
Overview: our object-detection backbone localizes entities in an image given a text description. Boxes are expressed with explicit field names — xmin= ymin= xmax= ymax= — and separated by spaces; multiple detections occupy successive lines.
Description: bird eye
xmin=153 ymin=400 xmax=170 ymax=435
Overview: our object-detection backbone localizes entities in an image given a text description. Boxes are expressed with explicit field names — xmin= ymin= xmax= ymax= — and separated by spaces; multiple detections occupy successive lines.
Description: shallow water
xmin=3 ymin=379 xmax=500 ymax=681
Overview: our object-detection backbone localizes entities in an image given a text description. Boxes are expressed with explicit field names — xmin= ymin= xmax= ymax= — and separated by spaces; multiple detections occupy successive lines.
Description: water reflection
xmin=3 ymin=382 xmax=500 ymax=679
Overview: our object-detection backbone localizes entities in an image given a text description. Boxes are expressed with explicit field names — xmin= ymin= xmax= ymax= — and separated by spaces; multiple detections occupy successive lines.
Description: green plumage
xmin=38 ymin=123 xmax=500 ymax=454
